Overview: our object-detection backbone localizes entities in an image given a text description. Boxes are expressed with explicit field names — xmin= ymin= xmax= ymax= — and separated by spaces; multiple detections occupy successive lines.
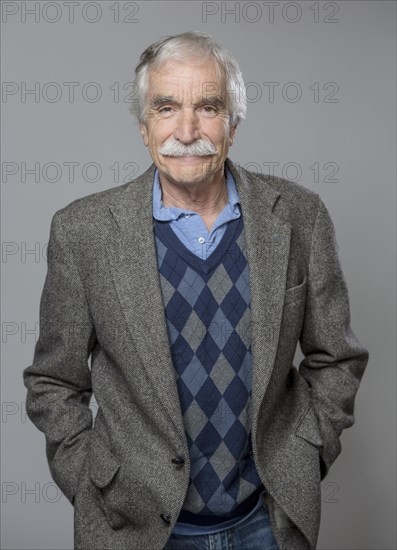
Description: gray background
xmin=1 ymin=1 xmax=396 ymax=548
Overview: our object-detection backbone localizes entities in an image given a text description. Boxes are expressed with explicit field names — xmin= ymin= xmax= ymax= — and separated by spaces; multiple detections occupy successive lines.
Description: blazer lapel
xmin=105 ymin=159 xmax=291 ymax=443
xmin=225 ymin=159 xmax=292 ymax=432
xmin=105 ymin=163 xmax=188 ymax=442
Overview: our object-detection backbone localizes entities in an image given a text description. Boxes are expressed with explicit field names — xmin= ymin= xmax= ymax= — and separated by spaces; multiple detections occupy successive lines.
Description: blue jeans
xmin=163 ymin=496 xmax=280 ymax=550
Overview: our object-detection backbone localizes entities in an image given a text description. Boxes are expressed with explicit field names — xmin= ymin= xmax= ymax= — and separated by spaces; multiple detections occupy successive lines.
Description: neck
xmin=159 ymin=169 xmax=228 ymax=217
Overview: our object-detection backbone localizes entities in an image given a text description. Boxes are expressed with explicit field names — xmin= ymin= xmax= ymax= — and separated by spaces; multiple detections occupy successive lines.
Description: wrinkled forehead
xmin=146 ymin=57 xmax=228 ymax=104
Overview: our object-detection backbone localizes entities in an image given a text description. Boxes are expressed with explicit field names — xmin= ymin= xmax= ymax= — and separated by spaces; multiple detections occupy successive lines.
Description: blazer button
xmin=171 ymin=456 xmax=185 ymax=467
xmin=160 ymin=513 xmax=171 ymax=524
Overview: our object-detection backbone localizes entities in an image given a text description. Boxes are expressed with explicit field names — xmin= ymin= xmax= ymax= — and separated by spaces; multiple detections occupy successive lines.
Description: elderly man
xmin=23 ymin=31 xmax=369 ymax=550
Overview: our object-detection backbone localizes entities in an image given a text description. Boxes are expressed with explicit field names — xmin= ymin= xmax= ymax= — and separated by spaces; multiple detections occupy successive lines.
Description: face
xmin=139 ymin=58 xmax=237 ymax=188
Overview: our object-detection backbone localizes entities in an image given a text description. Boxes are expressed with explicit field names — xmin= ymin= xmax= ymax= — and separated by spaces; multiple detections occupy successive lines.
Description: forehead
xmin=147 ymin=58 xmax=226 ymax=100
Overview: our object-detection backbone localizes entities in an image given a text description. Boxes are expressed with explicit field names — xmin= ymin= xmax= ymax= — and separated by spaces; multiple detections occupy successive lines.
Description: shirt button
xmin=198 ymin=237 xmax=205 ymax=244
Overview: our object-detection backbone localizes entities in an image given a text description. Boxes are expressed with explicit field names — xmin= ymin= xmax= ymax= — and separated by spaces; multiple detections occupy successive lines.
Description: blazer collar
xmin=107 ymin=157 xmax=281 ymax=232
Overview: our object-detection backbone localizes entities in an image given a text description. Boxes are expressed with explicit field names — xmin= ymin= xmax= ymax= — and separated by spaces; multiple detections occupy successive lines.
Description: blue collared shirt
xmin=152 ymin=165 xmax=241 ymax=259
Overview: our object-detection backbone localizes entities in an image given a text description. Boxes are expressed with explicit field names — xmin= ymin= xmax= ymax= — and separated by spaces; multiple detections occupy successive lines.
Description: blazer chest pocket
xmin=284 ymin=275 xmax=307 ymax=307
xmin=88 ymin=430 xmax=126 ymax=530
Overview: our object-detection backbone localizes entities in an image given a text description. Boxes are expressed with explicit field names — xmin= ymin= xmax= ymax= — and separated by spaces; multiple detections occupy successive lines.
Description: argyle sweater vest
xmin=153 ymin=215 xmax=265 ymax=524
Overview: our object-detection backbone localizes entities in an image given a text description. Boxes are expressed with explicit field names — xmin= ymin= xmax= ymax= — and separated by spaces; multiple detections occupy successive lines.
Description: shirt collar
xmin=152 ymin=164 xmax=241 ymax=221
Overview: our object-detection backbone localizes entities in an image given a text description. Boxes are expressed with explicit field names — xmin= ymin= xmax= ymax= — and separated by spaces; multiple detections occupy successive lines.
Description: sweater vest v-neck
xmin=153 ymin=214 xmax=265 ymax=524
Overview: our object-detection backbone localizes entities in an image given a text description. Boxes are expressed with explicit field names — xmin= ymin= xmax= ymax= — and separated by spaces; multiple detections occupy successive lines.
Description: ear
xmin=139 ymin=122 xmax=149 ymax=146
xmin=229 ymin=125 xmax=237 ymax=146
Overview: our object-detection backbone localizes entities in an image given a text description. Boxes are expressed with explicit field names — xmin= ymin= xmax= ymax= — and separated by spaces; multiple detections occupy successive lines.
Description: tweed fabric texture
xmin=22 ymin=158 xmax=369 ymax=550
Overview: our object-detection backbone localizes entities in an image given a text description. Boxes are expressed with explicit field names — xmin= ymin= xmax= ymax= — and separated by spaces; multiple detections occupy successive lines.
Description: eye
xmin=200 ymin=105 xmax=218 ymax=117
xmin=158 ymin=106 xmax=174 ymax=117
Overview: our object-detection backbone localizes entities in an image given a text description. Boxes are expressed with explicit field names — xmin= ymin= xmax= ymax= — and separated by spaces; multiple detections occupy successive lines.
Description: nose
xmin=173 ymin=108 xmax=200 ymax=144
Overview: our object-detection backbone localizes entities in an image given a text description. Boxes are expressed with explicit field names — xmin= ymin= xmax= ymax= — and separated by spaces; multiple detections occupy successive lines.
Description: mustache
xmin=158 ymin=138 xmax=217 ymax=157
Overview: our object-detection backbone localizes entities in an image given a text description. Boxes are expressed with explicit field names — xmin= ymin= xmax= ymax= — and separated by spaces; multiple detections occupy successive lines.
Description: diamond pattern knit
xmin=153 ymin=214 xmax=264 ymax=524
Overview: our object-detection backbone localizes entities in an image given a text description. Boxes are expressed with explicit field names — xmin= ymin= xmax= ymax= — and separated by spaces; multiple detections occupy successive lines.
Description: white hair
xmin=129 ymin=31 xmax=247 ymax=127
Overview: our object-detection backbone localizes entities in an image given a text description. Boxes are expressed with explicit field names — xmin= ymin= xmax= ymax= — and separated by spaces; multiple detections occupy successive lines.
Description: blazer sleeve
xmin=298 ymin=196 xmax=369 ymax=480
xmin=23 ymin=210 xmax=96 ymax=505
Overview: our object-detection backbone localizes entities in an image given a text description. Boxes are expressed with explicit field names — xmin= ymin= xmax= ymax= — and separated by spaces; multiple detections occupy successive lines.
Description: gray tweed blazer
xmin=23 ymin=158 xmax=369 ymax=550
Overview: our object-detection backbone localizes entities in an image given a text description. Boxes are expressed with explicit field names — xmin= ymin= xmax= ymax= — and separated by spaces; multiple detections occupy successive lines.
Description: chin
xmin=170 ymin=172 xmax=206 ymax=185
xmin=165 ymin=165 xmax=216 ymax=184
